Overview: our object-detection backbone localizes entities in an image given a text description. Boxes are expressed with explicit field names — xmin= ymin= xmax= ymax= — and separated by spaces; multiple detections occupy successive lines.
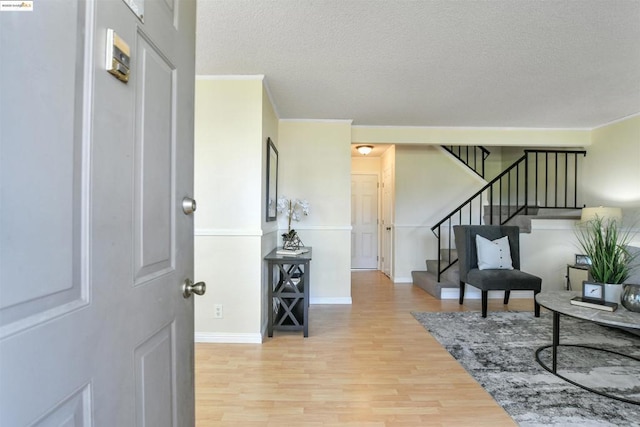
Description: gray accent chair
xmin=453 ymin=225 xmax=542 ymax=318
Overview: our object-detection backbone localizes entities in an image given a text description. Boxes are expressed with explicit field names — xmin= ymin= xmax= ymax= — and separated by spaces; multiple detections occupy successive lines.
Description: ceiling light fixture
xmin=356 ymin=145 xmax=374 ymax=156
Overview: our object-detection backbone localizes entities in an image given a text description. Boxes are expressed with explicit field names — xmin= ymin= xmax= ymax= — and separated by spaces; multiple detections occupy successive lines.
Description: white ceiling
xmin=196 ymin=0 xmax=640 ymax=129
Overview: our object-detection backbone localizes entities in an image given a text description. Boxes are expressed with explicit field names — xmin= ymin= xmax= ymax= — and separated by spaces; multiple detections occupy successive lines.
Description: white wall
xmin=278 ymin=120 xmax=353 ymax=303
xmin=520 ymin=219 xmax=582 ymax=291
xmin=499 ymin=146 xmax=527 ymax=170
xmin=583 ymin=115 xmax=640 ymax=223
xmin=260 ymin=85 xmax=280 ymax=337
xmin=194 ymin=77 xmax=272 ymax=343
xmin=351 ymin=156 xmax=381 ymax=175
xmin=483 ymin=146 xmax=503 ymax=181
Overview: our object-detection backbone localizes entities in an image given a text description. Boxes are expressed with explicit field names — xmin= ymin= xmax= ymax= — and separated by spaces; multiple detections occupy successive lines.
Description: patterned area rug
xmin=412 ymin=311 xmax=640 ymax=426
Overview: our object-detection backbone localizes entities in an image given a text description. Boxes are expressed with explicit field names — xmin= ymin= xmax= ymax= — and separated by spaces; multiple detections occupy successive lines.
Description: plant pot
xmin=604 ymin=283 xmax=623 ymax=304
xmin=621 ymin=283 xmax=640 ymax=312
xmin=282 ymin=231 xmax=304 ymax=250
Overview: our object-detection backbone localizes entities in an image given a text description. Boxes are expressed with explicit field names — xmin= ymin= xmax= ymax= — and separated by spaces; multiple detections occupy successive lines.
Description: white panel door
xmin=351 ymin=175 xmax=378 ymax=269
xmin=0 ymin=1 xmax=198 ymax=425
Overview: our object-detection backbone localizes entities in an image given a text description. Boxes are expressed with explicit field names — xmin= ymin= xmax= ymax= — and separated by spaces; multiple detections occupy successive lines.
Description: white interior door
xmin=351 ymin=174 xmax=378 ymax=269
xmin=0 ymin=1 xmax=197 ymax=425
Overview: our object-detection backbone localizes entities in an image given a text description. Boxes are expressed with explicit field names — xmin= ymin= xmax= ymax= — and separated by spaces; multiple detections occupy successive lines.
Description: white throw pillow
xmin=476 ymin=235 xmax=514 ymax=270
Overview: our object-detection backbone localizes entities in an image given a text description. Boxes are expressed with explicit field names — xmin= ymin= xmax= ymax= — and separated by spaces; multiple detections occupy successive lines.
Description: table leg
xmin=268 ymin=261 xmax=274 ymax=337
xmin=303 ymin=261 xmax=309 ymax=337
xmin=552 ymin=311 xmax=560 ymax=373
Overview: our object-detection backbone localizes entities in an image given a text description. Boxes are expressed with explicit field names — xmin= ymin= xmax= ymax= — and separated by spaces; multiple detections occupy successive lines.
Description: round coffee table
xmin=535 ymin=290 xmax=640 ymax=405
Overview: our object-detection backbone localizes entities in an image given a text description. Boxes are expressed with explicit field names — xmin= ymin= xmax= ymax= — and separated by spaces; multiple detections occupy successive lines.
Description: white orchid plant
xmin=277 ymin=196 xmax=310 ymax=241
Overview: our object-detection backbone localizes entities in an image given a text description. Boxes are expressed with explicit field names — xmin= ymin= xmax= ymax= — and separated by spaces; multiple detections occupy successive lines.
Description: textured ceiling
xmin=196 ymin=0 xmax=640 ymax=129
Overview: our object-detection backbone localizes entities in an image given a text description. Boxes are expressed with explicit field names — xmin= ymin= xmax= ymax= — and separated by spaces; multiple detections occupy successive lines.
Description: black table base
xmin=535 ymin=311 xmax=640 ymax=406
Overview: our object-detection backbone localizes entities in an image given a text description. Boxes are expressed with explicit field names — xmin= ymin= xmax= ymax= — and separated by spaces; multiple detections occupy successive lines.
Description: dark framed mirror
xmin=266 ymin=138 xmax=278 ymax=221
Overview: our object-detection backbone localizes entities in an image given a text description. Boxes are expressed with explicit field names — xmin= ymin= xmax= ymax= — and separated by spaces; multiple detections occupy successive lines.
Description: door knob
xmin=182 ymin=279 xmax=206 ymax=298
xmin=182 ymin=197 xmax=197 ymax=215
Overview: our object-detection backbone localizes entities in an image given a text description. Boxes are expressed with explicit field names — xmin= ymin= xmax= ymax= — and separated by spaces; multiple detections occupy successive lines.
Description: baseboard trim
xmin=440 ymin=289 xmax=535 ymax=300
xmin=310 ymin=297 xmax=352 ymax=305
xmin=393 ymin=277 xmax=413 ymax=284
xmin=195 ymin=332 xmax=263 ymax=344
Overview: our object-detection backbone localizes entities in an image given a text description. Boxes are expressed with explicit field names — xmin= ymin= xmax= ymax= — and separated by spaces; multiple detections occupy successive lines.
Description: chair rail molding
xmin=195 ymin=228 xmax=263 ymax=237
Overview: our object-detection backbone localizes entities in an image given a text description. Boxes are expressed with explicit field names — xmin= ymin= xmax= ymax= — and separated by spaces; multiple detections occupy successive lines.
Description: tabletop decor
xmin=575 ymin=213 xmax=637 ymax=303
xmin=621 ymin=283 xmax=640 ymax=312
xmin=277 ymin=197 xmax=310 ymax=249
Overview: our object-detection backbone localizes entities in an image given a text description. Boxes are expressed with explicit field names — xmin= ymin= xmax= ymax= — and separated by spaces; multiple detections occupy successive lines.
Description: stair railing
xmin=430 ymin=149 xmax=587 ymax=281
xmin=442 ymin=145 xmax=491 ymax=178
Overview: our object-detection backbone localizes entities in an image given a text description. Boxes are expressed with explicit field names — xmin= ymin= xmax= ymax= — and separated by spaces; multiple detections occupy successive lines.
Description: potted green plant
xmin=576 ymin=216 xmax=638 ymax=303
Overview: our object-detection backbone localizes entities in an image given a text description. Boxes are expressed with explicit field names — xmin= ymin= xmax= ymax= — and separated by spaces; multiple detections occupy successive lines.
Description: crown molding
xmin=592 ymin=112 xmax=640 ymax=130
xmin=351 ymin=124 xmax=592 ymax=132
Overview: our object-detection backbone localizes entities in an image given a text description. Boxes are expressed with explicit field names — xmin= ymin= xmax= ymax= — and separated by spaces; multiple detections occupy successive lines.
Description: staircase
xmin=412 ymin=149 xmax=587 ymax=299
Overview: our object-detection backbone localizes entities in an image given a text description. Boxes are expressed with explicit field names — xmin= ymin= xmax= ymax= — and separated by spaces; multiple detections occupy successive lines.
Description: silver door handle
xmin=182 ymin=279 xmax=206 ymax=298
xmin=182 ymin=197 xmax=197 ymax=215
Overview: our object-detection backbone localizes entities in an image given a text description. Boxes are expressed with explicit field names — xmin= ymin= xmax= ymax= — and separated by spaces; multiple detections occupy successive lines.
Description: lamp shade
xmin=356 ymin=145 xmax=373 ymax=155
xmin=580 ymin=206 xmax=622 ymax=223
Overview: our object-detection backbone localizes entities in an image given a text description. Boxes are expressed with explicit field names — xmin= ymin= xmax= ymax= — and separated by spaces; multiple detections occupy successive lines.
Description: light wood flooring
xmin=195 ymin=271 xmax=536 ymax=426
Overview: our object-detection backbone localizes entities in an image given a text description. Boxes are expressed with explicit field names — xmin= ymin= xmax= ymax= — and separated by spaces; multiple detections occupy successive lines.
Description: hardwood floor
xmin=196 ymin=271 xmax=535 ymax=426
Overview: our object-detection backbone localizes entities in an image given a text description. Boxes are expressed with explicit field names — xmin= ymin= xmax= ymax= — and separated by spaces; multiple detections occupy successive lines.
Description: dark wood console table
xmin=265 ymin=247 xmax=312 ymax=337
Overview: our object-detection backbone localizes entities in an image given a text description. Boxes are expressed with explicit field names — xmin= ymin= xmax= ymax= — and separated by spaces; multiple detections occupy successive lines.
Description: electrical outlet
xmin=214 ymin=304 xmax=223 ymax=319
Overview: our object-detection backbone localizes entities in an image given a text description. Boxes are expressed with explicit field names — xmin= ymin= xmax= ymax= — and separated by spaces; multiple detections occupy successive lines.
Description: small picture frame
xmin=575 ymin=254 xmax=592 ymax=267
xmin=582 ymin=282 xmax=604 ymax=302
